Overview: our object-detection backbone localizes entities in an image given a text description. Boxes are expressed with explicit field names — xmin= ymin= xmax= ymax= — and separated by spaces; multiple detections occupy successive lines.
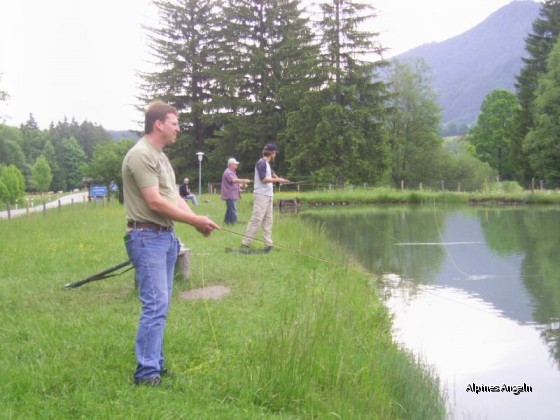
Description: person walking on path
xmin=241 ymin=144 xmax=289 ymax=250
xmin=179 ymin=177 xmax=198 ymax=206
xmin=122 ymin=101 xmax=219 ymax=387
xmin=221 ymin=157 xmax=251 ymax=225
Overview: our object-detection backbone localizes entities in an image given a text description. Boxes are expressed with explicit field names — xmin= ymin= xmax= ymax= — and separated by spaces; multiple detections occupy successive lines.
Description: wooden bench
xmin=278 ymin=198 xmax=302 ymax=212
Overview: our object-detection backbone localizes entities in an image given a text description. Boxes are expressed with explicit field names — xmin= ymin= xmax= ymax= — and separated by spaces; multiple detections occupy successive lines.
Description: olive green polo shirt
xmin=122 ymin=137 xmax=177 ymax=227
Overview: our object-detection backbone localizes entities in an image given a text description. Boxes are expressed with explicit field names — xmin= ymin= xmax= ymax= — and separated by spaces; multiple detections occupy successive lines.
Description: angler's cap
xmin=263 ymin=143 xmax=279 ymax=153
xmin=228 ymin=157 xmax=240 ymax=165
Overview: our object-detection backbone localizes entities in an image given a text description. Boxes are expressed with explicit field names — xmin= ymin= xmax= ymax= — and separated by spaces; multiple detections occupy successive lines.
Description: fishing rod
xmin=283 ymin=180 xmax=313 ymax=185
xmin=220 ymin=227 xmax=364 ymax=270
xmin=63 ymin=223 xmax=498 ymax=315
xmin=64 ymin=260 xmax=133 ymax=289
xmin=219 ymin=227 xmax=505 ymax=316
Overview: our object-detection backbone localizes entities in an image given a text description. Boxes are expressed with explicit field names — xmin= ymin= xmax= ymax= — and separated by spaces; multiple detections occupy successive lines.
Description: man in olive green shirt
xmin=122 ymin=101 xmax=219 ymax=386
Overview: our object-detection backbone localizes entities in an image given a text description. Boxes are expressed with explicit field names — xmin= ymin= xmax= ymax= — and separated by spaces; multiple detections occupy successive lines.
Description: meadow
xmin=0 ymin=195 xmax=445 ymax=419
xmin=278 ymin=185 xmax=560 ymax=206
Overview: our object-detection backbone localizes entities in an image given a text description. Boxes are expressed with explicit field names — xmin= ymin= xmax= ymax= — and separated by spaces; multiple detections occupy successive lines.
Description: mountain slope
xmin=397 ymin=0 xmax=540 ymax=125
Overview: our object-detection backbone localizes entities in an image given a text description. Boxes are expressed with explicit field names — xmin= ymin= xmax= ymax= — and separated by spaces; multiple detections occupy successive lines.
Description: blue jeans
xmin=124 ymin=229 xmax=179 ymax=382
xmin=185 ymin=194 xmax=198 ymax=206
xmin=224 ymin=199 xmax=238 ymax=225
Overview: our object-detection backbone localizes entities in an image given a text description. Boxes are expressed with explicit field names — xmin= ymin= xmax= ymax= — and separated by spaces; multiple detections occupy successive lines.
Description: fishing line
xmin=219 ymin=221 xmax=504 ymax=316
xmin=198 ymin=243 xmax=221 ymax=354
xmin=219 ymin=227 xmax=357 ymax=270
xmin=430 ymin=198 xmax=482 ymax=281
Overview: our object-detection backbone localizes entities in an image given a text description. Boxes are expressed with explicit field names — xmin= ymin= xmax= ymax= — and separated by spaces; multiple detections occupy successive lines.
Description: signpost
xmin=89 ymin=184 xmax=108 ymax=200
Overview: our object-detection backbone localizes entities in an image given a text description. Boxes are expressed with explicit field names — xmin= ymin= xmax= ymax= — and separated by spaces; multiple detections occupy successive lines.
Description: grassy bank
xmin=278 ymin=186 xmax=560 ymax=206
xmin=0 ymin=196 xmax=445 ymax=419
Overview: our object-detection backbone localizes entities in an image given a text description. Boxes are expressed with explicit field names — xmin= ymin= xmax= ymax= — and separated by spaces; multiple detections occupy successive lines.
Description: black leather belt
xmin=127 ymin=221 xmax=173 ymax=231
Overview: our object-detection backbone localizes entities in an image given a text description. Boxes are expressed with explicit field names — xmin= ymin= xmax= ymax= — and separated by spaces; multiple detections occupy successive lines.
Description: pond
xmin=305 ymin=205 xmax=560 ymax=419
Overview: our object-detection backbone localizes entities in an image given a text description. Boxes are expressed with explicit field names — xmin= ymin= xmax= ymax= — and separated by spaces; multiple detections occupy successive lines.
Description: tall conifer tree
xmin=285 ymin=0 xmax=388 ymax=184
xmin=212 ymin=0 xmax=320 ymax=175
xmin=139 ymin=0 xmax=221 ymax=175
xmin=514 ymin=0 xmax=560 ymax=181
xmin=524 ymin=39 xmax=560 ymax=185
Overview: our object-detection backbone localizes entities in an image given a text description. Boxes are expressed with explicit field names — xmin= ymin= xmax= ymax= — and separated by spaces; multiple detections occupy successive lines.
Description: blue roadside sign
xmin=90 ymin=184 xmax=108 ymax=197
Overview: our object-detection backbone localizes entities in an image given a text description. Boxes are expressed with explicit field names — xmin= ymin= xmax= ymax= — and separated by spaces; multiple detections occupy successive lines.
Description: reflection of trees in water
xmin=304 ymin=206 xmax=446 ymax=293
xmin=309 ymin=205 xmax=560 ymax=369
xmin=478 ymin=207 xmax=560 ymax=368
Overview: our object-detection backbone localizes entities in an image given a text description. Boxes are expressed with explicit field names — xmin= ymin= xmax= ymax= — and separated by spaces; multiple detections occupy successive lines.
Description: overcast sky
xmin=0 ymin=0 xmax=542 ymax=131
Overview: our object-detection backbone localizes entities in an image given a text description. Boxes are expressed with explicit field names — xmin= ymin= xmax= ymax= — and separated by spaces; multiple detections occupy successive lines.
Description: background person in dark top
xmin=179 ymin=177 xmax=198 ymax=206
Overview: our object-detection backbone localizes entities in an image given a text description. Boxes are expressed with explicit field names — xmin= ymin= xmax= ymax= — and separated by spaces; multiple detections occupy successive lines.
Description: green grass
xmin=0 ymin=196 xmax=445 ymax=419
xmin=277 ymin=185 xmax=560 ymax=206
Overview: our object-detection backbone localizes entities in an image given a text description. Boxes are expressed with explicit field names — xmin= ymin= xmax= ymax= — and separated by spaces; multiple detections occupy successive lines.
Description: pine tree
xmin=43 ymin=140 xmax=64 ymax=192
xmin=514 ymin=0 xmax=560 ymax=181
xmin=524 ymin=38 xmax=560 ymax=185
xmin=285 ymin=0 xmax=388 ymax=184
xmin=139 ymin=0 xmax=221 ymax=177
xmin=211 ymin=0 xmax=320 ymax=176
xmin=20 ymin=114 xmax=49 ymax=165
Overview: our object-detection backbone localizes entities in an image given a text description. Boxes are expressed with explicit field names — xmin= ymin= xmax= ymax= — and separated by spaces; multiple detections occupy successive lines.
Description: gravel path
xmin=0 ymin=192 xmax=89 ymax=220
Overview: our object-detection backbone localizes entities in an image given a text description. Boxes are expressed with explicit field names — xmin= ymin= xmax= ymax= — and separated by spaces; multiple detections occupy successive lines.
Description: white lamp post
xmin=196 ymin=152 xmax=204 ymax=196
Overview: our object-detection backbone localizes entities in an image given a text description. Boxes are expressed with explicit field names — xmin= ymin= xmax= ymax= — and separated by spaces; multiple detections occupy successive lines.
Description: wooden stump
xmin=176 ymin=247 xmax=191 ymax=280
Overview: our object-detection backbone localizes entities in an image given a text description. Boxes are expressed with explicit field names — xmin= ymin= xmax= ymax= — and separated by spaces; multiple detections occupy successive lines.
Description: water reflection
xmin=304 ymin=205 xmax=560 ymax=419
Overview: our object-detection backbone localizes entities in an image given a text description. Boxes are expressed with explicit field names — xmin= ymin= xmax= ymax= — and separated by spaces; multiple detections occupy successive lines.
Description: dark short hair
xmin=145 ymin=101 xmax=178 ymax=134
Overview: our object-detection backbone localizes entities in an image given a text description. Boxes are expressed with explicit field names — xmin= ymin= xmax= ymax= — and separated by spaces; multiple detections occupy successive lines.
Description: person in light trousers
xmin=241 ymin=144 xmax=289 ymax=250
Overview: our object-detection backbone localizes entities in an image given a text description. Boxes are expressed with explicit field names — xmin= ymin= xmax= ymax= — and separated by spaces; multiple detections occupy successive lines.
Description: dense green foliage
xmin=137 ymin=0 xmax=502 ymax=190
xmin=0 ymin=197 xmax=445 ymax=418
xmin=524 ymin=38 xmax=560 ymax=183
xmin=385 ymin=59 xmax=441 ymax=187
xmin=468 ymin=89 xmax=520 ymax=180
xmin=0 ymin=164 xmax=25 ymax=204
xmin=0 ymin=116 xmax=120 ymax=193
xmin=514 ymin=0 xmax=560 ymax=183
xmin=5 ymin=1 xmax=560 ymax=196
xmin=88 ymin=139 xmax=136 ymax=203
xmin=140 ymin=0 xmax=391 ymax=184
xmin=31 ymin=155 xmax=53 ymax=192
xmin=457 ymin=0 xmax=560 ymax=188
xmin=0 ymin=125 xmax=26 ymax=170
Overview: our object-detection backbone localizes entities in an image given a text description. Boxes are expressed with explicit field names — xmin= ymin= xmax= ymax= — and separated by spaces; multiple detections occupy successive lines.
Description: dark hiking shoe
xmin=135 ymin=376 xmax=162 ymax=386
xmin=160 ymin=368 xmax=172 ymax=377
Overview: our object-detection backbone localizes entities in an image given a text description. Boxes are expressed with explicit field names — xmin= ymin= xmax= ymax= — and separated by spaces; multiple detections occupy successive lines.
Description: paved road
xmin=0 ymin=192 xmax=89 ymax=220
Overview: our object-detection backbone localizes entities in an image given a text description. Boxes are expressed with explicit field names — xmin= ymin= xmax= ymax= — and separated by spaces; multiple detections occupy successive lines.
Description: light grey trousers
xmin=242 ymin=194 xmax=273 ymax=247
